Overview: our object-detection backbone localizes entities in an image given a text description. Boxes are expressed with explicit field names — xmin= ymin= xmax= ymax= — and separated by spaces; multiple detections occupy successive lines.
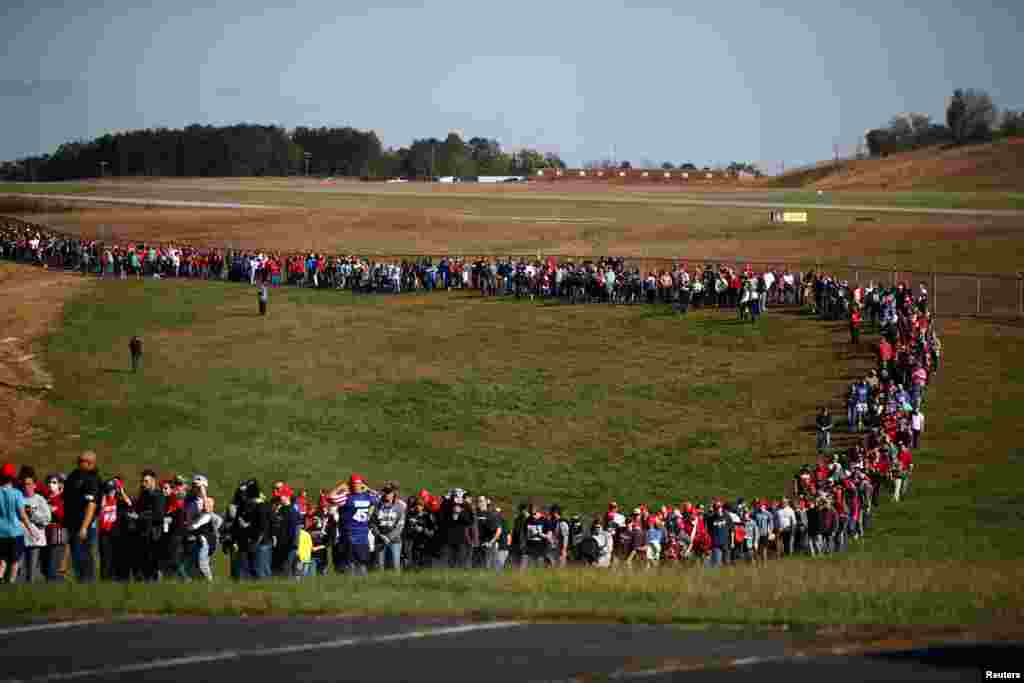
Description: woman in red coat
xmin=42 ymin=474 xmax=66 ymax=582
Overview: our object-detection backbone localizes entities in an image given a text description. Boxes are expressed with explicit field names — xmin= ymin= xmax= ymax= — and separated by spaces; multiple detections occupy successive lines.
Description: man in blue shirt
xmin=340 ymin=474 xmax=378 ymax=576
xmin=0 ymin=463 xmax=31 ymax=583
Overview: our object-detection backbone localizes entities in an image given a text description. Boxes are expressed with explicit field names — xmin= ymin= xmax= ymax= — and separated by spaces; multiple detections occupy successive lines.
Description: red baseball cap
xmin=1 ymin=463 xmax=16 ymax=479
xmin=349 ymin=474 xmax=364 ymax=485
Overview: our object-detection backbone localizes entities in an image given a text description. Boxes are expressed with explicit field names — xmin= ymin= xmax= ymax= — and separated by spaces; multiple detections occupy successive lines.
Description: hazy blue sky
xmin=1 ymin=0 xmax=1020 ymax=170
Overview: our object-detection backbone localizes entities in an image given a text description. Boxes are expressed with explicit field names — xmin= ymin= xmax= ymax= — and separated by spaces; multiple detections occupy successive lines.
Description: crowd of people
xmin=0 ymin=214 xmax=943 ymax=583
xmin=2 ymin=217 xmax=806 ymax=315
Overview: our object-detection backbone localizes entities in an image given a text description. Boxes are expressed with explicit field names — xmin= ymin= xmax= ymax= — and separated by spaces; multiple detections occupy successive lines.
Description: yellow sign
xmin=783 ymin=211 xmax=808 ymax=223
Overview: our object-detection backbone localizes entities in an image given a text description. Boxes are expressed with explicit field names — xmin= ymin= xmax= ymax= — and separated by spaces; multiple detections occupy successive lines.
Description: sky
xmin=1 ymin=0 xmax=1020 ymax=171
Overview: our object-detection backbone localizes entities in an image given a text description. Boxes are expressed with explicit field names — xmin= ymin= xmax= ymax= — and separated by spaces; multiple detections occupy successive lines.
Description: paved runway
xmin=0 ymin=617 xmax=1015 ymax=682
xmin=4 ymin=191 xmax=1023 ymax=217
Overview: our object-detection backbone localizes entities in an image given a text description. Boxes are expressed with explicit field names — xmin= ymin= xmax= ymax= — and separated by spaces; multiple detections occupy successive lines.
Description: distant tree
xmin=543 ymin=152 xmax=567 ymax=169
xmin=865 ymin=129 xmax=889 ymax=157
xmin=678 ymin=162 xmax=696 ymax=170
xmin=947 ymin=88 xmax=996 ymax=144
xmin=661 ymin=162 xmax=674 ymax=170
xmin=619 ymin=160 xmax=631 ymax=169
xmin=999 ymin=110 xmax=1024 ymax=138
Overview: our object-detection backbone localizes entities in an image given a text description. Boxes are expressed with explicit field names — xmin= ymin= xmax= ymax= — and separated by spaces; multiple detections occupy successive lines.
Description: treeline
xmin=866 ymin=88 xmax=1024 ymax=157
xmin=581 ymin=159 xmax=762 ymax=177
xmin=0 ymin=126 xmax=567 ymax=181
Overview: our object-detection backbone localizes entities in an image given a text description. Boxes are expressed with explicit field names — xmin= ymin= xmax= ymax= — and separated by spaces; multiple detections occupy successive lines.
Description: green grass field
xmin=4 ymin=275 xmax=1022 ymax=627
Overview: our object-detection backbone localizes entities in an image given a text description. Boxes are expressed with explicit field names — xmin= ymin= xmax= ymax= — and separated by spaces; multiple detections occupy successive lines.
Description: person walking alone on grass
xmin=258 ymin=284 xmax=268 ymax=316
xmin=129 ymin=336 xmax=143 ymax=373
xmin=816 ymin=407 xmax=833 ymax=454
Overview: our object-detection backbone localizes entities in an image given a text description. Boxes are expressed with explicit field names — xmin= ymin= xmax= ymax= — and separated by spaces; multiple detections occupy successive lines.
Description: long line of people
xmin=0 ymin=216 xmax=943 ymax=582
xmin=2 ymin=216 xmax=805 ymax=314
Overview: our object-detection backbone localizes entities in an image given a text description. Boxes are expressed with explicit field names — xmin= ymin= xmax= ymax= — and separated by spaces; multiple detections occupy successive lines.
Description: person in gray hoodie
xmin=371 ymin=483 xmax=406 ymax=571
xmin=18 ymin=472 xmax=51 ymax=582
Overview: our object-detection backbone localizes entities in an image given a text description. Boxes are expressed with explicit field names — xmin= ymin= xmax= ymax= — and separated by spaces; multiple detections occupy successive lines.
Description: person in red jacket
xmin=850 ymin=306 xmax=862 ymax=345
xmin=42 ymin=474 xmax=66 ymax=582
xmin=895 ymin=447 xmax=913 ymax=501
xmin=98 ymin=479 xmax=120 ymax=580
xmin=878 ymin=337 xmax=894 ymax=375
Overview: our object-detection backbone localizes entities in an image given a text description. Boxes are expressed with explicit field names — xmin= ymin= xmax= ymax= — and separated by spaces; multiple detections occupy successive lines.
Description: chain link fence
xmin=283 ymin=252 xmax=1021 ymax=319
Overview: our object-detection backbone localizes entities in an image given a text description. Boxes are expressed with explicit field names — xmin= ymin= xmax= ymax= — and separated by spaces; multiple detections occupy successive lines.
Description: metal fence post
xmin=976 ymin=277 xmax=982 ymax=315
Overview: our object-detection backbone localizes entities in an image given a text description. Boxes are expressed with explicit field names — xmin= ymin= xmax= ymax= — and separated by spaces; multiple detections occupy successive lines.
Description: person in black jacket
xmin=704 ymin=501 xmax=733 ymax=568
xmin=222 ymin=480 xmax=253 ymax=580
xmin=403 ymin=498 xmax=436 ymax=569
xmin=807 ymin=498 xmax=822 ymax=556
xmin=129 ymin=470 xmax=164 ymax=582
xmin=240 ymin=481 xmax=272 ymax=579
xmin=271 ymin=488 xmax=300 ymax=577
xmin=439 ymin=495 xmax=474 ymax=569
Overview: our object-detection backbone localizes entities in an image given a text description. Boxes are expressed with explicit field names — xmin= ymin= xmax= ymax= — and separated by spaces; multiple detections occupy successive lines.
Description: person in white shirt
xmin=589 ymin=520 xmax=613 ymax=568
xmin=774 ymin=499 xmax=796 ymax=556
xmin=911 ymin=410 xmax=924 ymax=448
xmin=761 ymin=271 xmax=774 ymax=310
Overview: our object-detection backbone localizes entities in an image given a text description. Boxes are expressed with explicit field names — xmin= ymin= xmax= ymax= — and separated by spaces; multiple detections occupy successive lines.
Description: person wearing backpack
xmin=545 ymin=505 xmax=570 ymax=568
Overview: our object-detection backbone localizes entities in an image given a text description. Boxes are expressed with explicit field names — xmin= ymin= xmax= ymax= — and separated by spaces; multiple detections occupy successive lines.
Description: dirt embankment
xmin=0 ymin=263 xmax=88 ymax=462
xmin=770 ymin=138 xmax=1024 ymax=191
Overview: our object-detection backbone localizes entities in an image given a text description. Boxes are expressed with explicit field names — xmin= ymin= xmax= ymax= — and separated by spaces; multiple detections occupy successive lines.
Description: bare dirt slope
xmin=0 ymin=263 xmax=88 ymax=462
xmin=773 ymin=138 xmax=1024 ymax=192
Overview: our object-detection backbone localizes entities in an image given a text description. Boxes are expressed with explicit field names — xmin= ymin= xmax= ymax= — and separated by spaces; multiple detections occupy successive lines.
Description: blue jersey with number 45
xmin=341 ymin=492 xmax=378 ymax=545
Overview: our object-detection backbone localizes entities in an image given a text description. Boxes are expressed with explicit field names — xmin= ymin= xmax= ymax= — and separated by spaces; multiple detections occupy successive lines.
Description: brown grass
xmin=0 ymin=263 xmax=90 ymax=462
xmin=776 ymin=138 xmax=1024 ymax=191
xmin=10 ymin=201 xmax=1024 ymax=274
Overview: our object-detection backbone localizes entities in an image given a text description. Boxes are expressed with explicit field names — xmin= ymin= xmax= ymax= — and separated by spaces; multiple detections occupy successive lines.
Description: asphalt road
xmin=0 ymin=617 xmax=1015 ymax=682
xmin=4 ymin=191 xmax=1023 ymax=217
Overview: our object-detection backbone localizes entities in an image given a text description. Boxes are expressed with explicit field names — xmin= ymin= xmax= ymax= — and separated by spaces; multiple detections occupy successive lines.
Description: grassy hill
xmin=769 ymin=138 xmax=1024 ymax=192
xmin=2 ymin=273 xmax=1021 ymax=627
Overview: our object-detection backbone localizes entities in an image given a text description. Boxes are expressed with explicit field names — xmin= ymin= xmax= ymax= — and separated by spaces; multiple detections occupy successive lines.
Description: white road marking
xmin=1 ymin=621 xmax=522 ymax=683
xmin=0 ymin=619 xmax=106 ymax=636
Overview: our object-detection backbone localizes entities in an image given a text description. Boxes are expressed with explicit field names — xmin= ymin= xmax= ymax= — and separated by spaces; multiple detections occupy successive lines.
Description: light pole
xmin=98 ymin=161 xmax=108 ymax=178
xmin=304 ymin=152 xmax=312 ymax=177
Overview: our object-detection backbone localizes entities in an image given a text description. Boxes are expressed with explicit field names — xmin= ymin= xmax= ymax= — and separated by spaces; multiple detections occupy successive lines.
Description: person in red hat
xmin=1 ymin=463 xmax=32 ymax=583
